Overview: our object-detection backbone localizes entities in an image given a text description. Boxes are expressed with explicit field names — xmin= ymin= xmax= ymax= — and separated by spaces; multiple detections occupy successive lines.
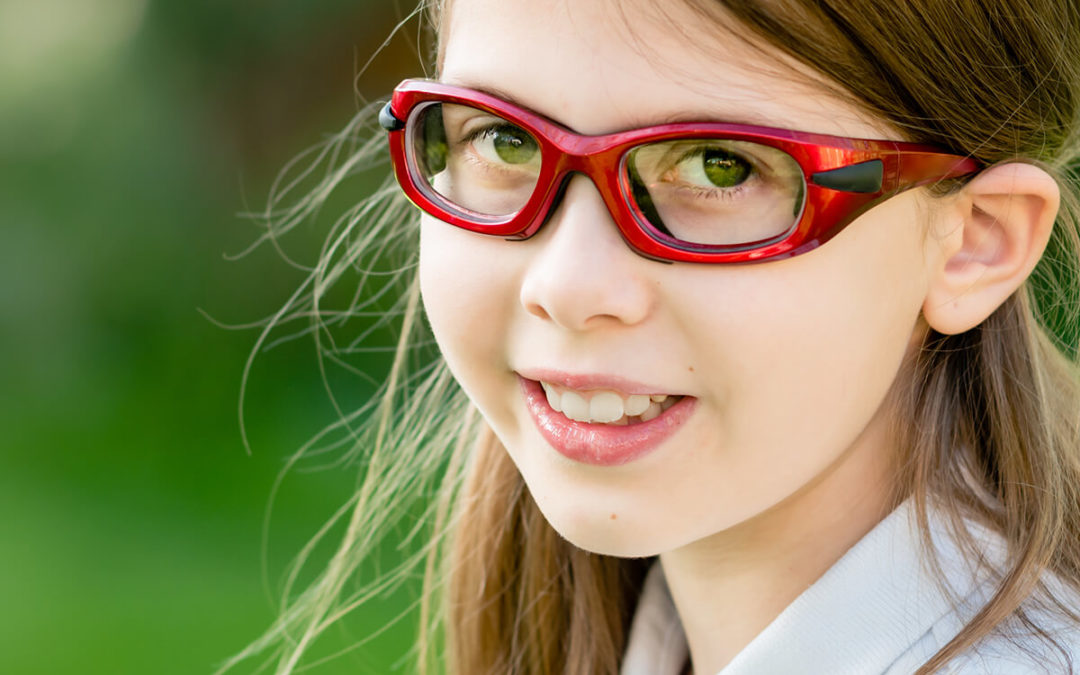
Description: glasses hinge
xmin=379 ymin=102 xmax=405 ymax=131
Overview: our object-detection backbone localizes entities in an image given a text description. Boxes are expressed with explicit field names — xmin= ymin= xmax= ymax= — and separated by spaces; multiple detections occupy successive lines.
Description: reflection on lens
xmin=409 ymin=102 xmax=542 ymax=217
xmin=625 ymin=139 xmax=805 ymax=246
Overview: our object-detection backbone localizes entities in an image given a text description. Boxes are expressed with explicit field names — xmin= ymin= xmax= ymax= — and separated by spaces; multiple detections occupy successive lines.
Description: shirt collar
xmin=620 ymin=498 xmax=1005 ymax=675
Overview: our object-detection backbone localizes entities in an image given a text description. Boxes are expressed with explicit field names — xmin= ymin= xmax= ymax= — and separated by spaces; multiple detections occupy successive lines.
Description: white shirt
xmin=620 ymin=499 xmax=1080 ymax=674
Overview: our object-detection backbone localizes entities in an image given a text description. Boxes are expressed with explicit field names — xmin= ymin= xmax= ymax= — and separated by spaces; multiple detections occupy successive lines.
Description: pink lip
xmin=517 ymin=374 xmax=697 ymax=466
xmin=516 ymin=368 xmax=678 ymax=396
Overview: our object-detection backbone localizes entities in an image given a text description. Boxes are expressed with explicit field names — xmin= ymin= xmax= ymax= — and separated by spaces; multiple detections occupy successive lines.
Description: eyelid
xmin=437 ymin=102 xmax=503 ymax=139
xmin=458 ymin=112 xmax=508 ymax=137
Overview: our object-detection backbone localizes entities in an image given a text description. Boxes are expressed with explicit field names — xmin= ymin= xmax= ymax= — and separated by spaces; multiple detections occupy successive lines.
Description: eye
xmin=473 ymin=125 xmax=540 ymax=166
xmin=677 ymin=147 xmax=752 ymax=189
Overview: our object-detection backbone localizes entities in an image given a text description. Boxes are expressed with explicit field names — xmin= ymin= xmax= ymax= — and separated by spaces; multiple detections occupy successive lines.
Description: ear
xmin=922 ymin=162 xmax=1060 ymax=335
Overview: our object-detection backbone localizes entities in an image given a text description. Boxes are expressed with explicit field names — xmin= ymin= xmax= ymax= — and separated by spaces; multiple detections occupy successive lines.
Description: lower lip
xmin=518 ymin=376 xmax=697 ymax=466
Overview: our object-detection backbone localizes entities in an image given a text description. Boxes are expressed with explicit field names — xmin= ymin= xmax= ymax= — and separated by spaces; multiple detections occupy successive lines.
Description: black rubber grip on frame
xmin=811 ymin=159 xmax=883 ymax=193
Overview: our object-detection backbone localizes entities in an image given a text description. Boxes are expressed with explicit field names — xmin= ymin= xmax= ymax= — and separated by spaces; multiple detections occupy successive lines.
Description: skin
xmin=416 ymin=0 xmax=1059 ymax=672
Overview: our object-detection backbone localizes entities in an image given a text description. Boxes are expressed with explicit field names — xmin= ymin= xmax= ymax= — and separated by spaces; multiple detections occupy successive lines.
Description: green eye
xmin=703 ymin=148 xmax=751 ymax=187
xmin=492 ymin=126 xmax=539 ymax=164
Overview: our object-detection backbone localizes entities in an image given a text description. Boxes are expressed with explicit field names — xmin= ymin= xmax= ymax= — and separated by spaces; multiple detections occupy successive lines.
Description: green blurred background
xmin=1 ymin=1 xmax=423 ymax=672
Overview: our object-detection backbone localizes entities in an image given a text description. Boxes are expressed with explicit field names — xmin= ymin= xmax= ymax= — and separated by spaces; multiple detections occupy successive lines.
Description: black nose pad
xmin=625 ymin=156 xmax=670 ymax=238
xmin=504 ymin=171 xmax=579 ymax=241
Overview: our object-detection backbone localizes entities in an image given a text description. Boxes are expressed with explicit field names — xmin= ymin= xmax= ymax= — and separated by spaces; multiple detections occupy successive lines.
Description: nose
xmin=519 ymin=174 xmax=655 ymax=331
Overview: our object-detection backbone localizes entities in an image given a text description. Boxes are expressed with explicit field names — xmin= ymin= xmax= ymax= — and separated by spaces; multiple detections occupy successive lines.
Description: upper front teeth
xmin=540 ymin=381 xmax=671 ymax=424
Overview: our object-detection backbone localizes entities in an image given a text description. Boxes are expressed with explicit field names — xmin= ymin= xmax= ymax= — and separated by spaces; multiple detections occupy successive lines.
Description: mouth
xmin=516 ymin=373 xmax=696 ymax=466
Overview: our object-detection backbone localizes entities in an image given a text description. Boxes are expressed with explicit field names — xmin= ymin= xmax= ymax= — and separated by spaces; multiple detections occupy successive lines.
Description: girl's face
xmin=420 ymin=0 xmax=946 ymax=556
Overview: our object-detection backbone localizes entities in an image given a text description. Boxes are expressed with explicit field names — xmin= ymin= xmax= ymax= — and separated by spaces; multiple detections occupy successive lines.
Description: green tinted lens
xmin=410 ymin=102 xmax=542 ymax=217
xmin=625 ymin=139 xmax=805 ymax=246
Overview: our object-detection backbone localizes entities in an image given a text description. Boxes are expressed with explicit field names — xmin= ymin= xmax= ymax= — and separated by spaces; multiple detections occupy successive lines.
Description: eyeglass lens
xmin=411 ymin=102 xmax=542 ymax=217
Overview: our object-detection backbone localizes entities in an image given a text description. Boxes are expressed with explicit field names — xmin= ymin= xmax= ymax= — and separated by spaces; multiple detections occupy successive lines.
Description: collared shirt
xmin=620 ymin=499 xmax=1080 ymax=675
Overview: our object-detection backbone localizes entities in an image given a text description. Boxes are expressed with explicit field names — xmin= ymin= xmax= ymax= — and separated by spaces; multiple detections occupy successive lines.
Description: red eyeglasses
xmin=380 ymin=79 xmax=979 ymax=264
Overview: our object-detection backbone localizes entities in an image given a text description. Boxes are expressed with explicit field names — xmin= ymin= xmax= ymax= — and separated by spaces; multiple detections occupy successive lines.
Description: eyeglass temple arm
xmin=812 ymin=151 xmax=979 ymax=195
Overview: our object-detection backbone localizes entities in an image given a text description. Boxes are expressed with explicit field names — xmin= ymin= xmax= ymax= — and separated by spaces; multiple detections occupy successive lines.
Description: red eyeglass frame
xmin=381 ymin=78 xmax=980 ymax=264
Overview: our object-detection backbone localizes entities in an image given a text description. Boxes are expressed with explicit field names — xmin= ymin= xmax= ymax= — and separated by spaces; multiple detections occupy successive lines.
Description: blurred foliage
xmin=0 ymin=0 xmax=426 ymax=673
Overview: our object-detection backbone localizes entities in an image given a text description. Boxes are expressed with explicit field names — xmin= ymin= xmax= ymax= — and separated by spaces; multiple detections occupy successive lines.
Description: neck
xmin=659 ymin=408 xmax=899 ymax=675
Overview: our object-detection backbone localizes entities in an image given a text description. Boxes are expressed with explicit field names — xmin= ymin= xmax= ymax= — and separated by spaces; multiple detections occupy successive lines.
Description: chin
xmin=534 ymin=499 xmax=673 ymax=559
xmin=558 ymin=527 xmax=661 ymax=559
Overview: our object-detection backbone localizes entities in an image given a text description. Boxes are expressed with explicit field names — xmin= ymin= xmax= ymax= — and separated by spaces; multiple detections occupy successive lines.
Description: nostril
xmin=523 ymin=296 xmax=552 ymax=321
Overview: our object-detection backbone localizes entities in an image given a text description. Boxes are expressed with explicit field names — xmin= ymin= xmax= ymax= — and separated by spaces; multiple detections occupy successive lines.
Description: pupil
xmin=493 ymin=126 xmax=538 ymax=164
xmin=703 ymin=149 xmax=750 ymax=187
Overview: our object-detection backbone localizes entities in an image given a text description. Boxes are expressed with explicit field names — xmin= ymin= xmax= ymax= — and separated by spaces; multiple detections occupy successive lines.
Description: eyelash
xmin=457 ymin=124 xmax=498 ymax=147
xmin=670 ymin=182 xmax=749 ymax=202
xmin=454 ymin=124 xmax=531 ymax=175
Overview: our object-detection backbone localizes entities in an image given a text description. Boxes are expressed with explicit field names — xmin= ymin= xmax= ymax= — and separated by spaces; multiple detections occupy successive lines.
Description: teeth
xmin=561 ymin=390 xmax=589 ymax=421
xmin=639 ymin=402 xmax=663 ymax=422
xmin=589 ymin=391 xmax=625 ymax=424
xmin=624 ymin=394 xmax=651 ymax=416
xmin=545 ymin=385 xmax=562 ymax=413
xmin=539 ymin=381 xmax=680 ymax=425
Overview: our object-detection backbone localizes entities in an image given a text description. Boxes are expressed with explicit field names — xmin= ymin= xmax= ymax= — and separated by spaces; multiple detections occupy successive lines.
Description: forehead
xmin=441 ymin=0 xmax=887 ymax=138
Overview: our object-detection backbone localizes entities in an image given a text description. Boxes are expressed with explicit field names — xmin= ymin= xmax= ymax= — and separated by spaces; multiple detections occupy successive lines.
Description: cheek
xmin=418 ymin=215 xmax=517 ymax=400
xmin=720 ymin=205 xmax=925 ymax=434
xmin=701 ymin=200 xmax=928 ymax=472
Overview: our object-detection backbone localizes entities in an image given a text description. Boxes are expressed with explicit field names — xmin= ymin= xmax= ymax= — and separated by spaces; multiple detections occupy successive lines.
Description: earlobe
xmin=922 ymin=162 xmax=1060 ymax=335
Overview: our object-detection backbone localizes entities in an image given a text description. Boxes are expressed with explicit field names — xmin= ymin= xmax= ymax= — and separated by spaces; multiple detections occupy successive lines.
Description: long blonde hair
xmin=221 ymin=1 xmax=1080 ymax=673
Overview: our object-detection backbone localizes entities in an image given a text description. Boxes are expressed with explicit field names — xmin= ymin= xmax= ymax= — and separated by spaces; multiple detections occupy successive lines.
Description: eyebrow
xmin=645 ymin=109 xmax=779 ymax=129
xmin=448 ymin=80 xmax=782 ymax=133
xmin=453 ymin=82 xmax=541 ymax=115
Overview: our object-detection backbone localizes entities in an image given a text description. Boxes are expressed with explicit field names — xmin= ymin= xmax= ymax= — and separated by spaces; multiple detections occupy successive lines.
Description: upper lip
xmin=516 ymin=368 xmax=684 ymax=396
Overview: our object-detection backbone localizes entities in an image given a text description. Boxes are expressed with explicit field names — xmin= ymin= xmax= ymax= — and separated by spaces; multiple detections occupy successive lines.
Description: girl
xmin=226 ymin=0 xmax=1080 ymax=673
